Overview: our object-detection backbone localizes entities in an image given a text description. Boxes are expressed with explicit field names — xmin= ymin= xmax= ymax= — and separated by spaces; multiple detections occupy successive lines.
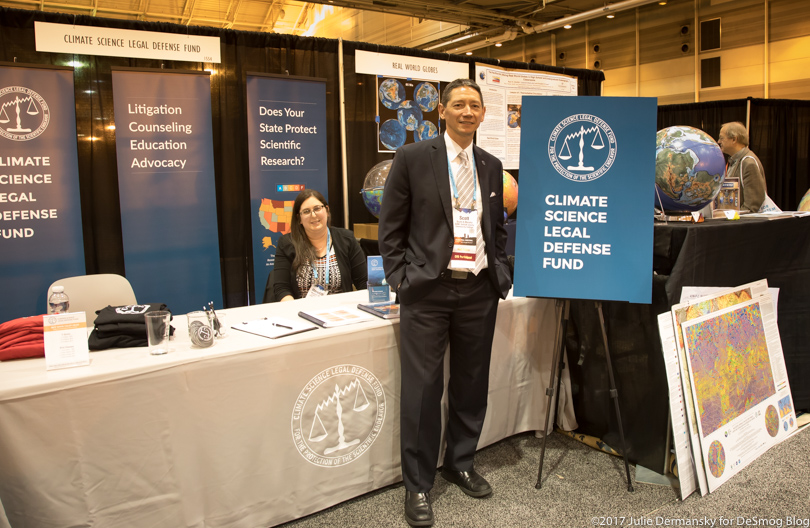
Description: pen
xmin=272 ymin=322 xmax=293 ymax=330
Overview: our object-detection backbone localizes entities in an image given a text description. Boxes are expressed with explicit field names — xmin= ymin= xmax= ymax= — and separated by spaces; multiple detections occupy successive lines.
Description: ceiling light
xmin=564 ymin=24 xmax=572 ymax=29
xmin=495 ymin=42 xmax=502 ymax=47
xmin=606 ymin=14 xmax=615 ymax=19
xmin=658 ymin=0 xmax=667 ymax=4
xmin=465 ymin=51 xmax=473 ymax=55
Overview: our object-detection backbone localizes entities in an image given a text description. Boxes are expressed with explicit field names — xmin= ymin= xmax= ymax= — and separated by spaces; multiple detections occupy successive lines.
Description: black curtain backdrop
xmin=0 ymin=7 xmax=605 ymax=308
xmin=658 ymin=98 xmax=810 ymax=211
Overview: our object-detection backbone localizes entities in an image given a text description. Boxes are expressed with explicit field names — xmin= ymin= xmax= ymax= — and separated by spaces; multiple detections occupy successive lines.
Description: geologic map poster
xmin=681 ymin=293 xmax=797 ymax=493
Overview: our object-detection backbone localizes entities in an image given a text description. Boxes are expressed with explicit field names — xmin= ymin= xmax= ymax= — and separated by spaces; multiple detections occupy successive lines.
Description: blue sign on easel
xmin=513 ymin=97 xmax=657 ymax=304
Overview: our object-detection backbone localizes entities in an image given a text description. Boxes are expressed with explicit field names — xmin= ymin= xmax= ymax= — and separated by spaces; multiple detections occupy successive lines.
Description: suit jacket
xmin=273 ymin=227 xmax=367 ymax=300
xmin=378 ymin=135 xmax=512 ymax=305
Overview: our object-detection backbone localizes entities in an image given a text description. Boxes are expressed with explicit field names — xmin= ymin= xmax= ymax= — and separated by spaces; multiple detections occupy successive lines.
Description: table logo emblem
xmin=0 ymin=86 xmax=50 ymax=142
xmin=548 ymin=113 xmax=617 ymax=182
xmin=292 ymin=364 xmax=386 ymax=467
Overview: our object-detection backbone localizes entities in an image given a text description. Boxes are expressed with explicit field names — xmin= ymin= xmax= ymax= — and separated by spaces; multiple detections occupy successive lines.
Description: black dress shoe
xmin=404 ymin=491 xmax=434 ymax=527
xmin=440 ymin=467 xmax=492 ymax=497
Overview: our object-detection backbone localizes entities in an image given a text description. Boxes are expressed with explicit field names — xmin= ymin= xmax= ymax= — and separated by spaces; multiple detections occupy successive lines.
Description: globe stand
xmin=654 ymin=187 xmax=706 ymax=223
xmin=535 ymin=298 xmax=634 ymax=493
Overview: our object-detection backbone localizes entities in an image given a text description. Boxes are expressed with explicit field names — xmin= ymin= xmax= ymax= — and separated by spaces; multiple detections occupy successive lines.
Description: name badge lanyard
xmin=448 ymin=155 xmax=479 ymax=270
xmin=311 ymin=228 xmax=331 ymax=287
xmin=447 ymin=155 xmax=478 ymax=211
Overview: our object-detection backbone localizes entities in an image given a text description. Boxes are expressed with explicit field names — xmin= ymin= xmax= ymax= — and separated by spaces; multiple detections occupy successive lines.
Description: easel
xmin=535 ymin=298 xmax=635 ymax=492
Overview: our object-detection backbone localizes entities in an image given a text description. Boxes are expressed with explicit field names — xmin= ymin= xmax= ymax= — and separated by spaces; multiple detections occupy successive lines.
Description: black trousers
xmin=399 ymin=271 xmax=500 ymax=492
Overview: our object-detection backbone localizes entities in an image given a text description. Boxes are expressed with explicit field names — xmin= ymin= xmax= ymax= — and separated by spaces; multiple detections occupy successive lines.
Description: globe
xmin=655 ymin=126 xmax=726 ymax=212
xmin=415 ymin=121 xmax=438 ymax=142
xmin=361 ymin=160 xmax=392 ymax=218
xmin=503 ymin=170 xmax=519 ymax=217
xmin=799 ymin=188 xmax=810 ymax=212
xmin=380 ymin=119 xmax=406 ymax=150
xmin=397 ymin=101 xmax=423 ymax=131
xmin=415 ymin=82 xmax=438 ymax=112
xmin=379 ymin=78 xmax=405 ymax=110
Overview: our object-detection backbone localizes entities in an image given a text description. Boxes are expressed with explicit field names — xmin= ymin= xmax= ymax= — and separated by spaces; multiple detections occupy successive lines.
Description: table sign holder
xmin=535 ymin=298 xmax=634 ymax=492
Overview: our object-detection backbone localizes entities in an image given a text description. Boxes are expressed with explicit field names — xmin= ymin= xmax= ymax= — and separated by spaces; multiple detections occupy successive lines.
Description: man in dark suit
xmin=378 ymin=78 xmax=512 ymax=527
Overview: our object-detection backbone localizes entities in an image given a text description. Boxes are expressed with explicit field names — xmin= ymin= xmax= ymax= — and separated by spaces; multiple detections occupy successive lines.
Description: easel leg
xmin=536 ymin=299 xmax=569 ymax=489
xmin=595 ymin=301 xmax=635 ymax=492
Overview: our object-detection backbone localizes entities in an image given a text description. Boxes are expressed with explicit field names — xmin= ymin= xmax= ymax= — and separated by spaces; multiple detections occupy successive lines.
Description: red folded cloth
xmin=0 ymin=315 xmax=45 ymax=361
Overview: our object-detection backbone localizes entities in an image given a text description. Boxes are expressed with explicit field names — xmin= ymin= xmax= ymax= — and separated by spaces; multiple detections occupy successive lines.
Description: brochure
xmin=357 ymin=301 xmax=400 ymax=319
xmin=298 ymin=305 xmax=376 ymax=328
xmin=367 ymin=255 xmax=390 ymax=302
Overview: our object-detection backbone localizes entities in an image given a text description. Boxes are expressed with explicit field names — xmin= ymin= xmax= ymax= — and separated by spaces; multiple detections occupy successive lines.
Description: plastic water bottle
xmin=48 ymin=286 xmax=70 ymax=314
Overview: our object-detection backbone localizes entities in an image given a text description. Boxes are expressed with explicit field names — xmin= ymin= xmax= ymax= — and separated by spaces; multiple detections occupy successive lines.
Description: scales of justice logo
xmin=292 ymin=364 xmax=386 ymax=468
xmin=548 ymin=113 xmax=617 ymax=182
xmin=0 ymin=86 xmax=50 ymax=141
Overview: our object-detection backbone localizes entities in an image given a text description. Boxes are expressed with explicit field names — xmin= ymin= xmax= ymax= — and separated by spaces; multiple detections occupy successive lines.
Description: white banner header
xmin=35 ymin=21 xmax=221 ymax=63
xmin=355 ymin=50 xmax=468 ymax=82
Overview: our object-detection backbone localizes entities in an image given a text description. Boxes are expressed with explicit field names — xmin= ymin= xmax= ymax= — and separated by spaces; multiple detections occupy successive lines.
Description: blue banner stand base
xmin=534 ymin=298 xmax=635 ymax=493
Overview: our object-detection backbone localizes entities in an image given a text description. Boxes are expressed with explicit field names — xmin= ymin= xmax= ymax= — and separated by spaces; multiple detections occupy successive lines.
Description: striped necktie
xmin=457 ymin=151 xmax=486 ymax=275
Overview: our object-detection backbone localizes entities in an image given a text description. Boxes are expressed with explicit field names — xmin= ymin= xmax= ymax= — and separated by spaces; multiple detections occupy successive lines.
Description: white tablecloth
xmin=0 ymin=290 xmax=575 ymax=528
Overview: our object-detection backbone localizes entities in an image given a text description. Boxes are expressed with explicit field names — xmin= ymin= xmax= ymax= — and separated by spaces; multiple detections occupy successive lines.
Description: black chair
xmin=262 ymin=270 xmax=277 ymax=303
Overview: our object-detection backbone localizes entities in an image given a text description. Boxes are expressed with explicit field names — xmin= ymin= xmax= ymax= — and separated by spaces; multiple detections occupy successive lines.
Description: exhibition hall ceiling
xmin=1 ymin=0 xmax=664 ymax=52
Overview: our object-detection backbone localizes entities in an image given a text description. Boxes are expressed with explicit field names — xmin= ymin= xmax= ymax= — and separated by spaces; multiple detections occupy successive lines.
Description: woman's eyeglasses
xmin=300 ymin=205 xmax=326 ymax=216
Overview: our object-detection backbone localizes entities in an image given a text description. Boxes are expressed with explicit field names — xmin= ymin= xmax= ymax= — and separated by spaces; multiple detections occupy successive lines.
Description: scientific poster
xmin=668 ymin=279 xmax=770 ymax=496
xmin=474 ymin=63 xmax=577 ymax=170
xmin=681 ymin=292 xmax=797 ymax=493
xmin=377 ymin=77 xmax=440 ymax=152
xmin=657 ymin=313 xmax=698 ymax=500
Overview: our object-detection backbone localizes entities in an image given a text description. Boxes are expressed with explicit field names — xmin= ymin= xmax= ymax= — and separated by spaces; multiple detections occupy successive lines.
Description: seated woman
xmin=274 ymin=189 xmax=367 ymax=302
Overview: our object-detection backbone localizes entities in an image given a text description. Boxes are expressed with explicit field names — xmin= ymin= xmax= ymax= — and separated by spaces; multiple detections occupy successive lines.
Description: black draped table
xmin=567 ymin=216 xmax=810 ymax=472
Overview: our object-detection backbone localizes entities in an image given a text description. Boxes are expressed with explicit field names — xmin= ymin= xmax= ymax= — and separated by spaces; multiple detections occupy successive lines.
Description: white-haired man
xmin=717 ymin=121 xmax=767 ymax=212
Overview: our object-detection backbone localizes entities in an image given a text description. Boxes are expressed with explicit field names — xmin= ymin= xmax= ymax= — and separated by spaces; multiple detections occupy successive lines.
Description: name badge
xmin=306 ymin=284 xmax=328 ymax=298
xmin=450 ymin=208 xmax=478 ymax=269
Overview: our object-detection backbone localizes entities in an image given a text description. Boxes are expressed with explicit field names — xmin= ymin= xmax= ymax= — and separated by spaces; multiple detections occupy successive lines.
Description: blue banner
xmin=0 ymin=64 xmax=85 ymax=323
xmin=112 ymin=69 xmax=222 ymax=313
xmin=246 ymin=74 xmax=328 ymax=302
xmin=513 ymin=97 xmax=656 ymax=303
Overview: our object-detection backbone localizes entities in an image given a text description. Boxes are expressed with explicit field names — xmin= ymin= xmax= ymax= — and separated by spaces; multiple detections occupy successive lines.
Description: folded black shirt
xmin=93 ymin=304 xmax=169 ymax=326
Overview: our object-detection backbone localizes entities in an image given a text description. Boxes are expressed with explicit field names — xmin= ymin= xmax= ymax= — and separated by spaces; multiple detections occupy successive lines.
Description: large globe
xmin=361 ymin=160 xmax=392 ymax=218
xmin=655 ymin=126 xmax=726 ymax=212
xmin=799 ymin=188 xmax=810 ymax=212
